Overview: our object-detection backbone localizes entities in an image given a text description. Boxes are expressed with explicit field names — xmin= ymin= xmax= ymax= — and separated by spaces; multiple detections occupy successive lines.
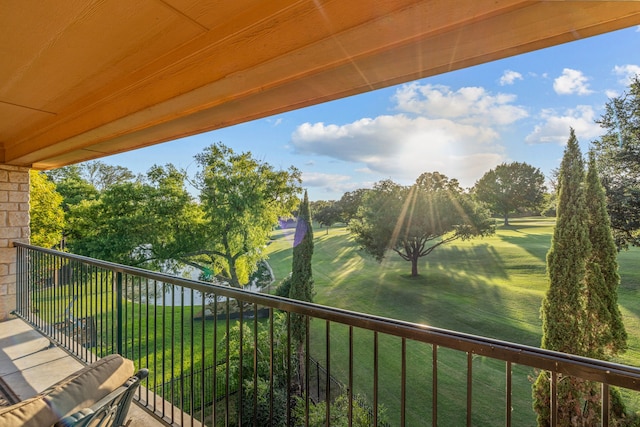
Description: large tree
xmin=29 ymin=171 xmax=65 ymax=248
xmin=187 ymin=143 xmax=301 ymax=287
xmin=313 ymin=200 xmax=342 ymax=234
xmin=592 ymin=76 xmax=640 ymax=249
xmin=473 ymin=161 xmax=546 ymax=225
xmin=349 ymin=172 xmax=494 ymax=278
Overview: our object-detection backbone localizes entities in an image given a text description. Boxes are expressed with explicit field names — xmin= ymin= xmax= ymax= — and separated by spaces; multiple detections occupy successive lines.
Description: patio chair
xmin=0 ymin=355 xmax=146 ymax=427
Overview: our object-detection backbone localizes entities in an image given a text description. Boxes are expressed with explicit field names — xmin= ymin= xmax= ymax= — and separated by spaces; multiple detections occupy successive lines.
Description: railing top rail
xmin=15 ymin=242 xmax=640 ymax=390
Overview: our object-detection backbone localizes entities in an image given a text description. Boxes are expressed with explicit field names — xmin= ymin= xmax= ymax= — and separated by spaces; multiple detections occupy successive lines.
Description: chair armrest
xmin=56 ymin=369 xmax=149 ymax=427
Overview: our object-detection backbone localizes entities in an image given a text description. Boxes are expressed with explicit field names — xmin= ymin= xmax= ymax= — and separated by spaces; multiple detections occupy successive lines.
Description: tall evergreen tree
xmin=533 ymin=131 xmax=629 ymax=425
xmin=533 ymin=129 xmax=591 ymax=425
xmin=541 ymin=128 xmax=590 ymax=355
xmin=289 ymin=190 xmax=314 ymax=306
xmin=288 ymin=190 xmax=314 ymax=394
xmin=584 ymin=151 xmax=627 ymax=359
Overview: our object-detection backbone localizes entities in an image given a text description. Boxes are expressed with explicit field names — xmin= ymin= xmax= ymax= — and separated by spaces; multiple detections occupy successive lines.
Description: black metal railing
xmin=12 ymin=242 xmax=640 ymax=426
xmin=308 ymin=356 xmax=390 ymax=427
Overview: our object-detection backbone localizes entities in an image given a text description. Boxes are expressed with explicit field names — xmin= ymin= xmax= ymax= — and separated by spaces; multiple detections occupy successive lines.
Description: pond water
xmin=131 ymin=265 xmax=265 ymax=307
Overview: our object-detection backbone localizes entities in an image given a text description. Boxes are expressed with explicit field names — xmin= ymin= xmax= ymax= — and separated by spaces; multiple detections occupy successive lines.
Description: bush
xmin=275 ymin=274 xmax=292 ymax=297
xmin=292 ymin=393 xmax=387 ymax=427
xmin=241 ymin=378 xmax=288 ymax=427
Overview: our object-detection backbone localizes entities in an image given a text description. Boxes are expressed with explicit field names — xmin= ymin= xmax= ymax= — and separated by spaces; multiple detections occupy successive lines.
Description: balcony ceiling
xmin=2 ymin=1 xmax=640 ymax=170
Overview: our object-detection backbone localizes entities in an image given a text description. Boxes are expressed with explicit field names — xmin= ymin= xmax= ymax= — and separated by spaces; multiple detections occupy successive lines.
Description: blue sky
xmin=101 ymin=26 xmax=640 ymax=201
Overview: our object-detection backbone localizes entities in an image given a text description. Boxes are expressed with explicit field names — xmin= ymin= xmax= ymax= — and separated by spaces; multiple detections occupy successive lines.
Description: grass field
xmin=265 ymin=217 xmax=640 ymax=426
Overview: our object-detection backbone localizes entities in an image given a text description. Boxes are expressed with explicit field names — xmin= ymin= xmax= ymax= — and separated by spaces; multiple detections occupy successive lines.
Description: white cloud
xmin=355 ymin=167 xmax=374 ymax=174
xmin=553 ymin=68 xmax=593 ymax=95
xmin=266 ymin=117 xmax=283 ymax=126
xmin=525 ymin=105 xmax=601 ymax=145
xmin=290 ymin=83 xmax=531 ymax=187
xmin=301 ymin=172 xmax=360 ymax=194
xmin=393 ymin=83 xmax=528 ymax=125
xmin=499 ymin=70 xmax=523 ymax=86
xmin=613 ymin=64 xmax=640 ymax=86
xmin=605 ymin=89 xmax=619 ymax=99
xmin=292 ymin=115 xmax=505 ymax=188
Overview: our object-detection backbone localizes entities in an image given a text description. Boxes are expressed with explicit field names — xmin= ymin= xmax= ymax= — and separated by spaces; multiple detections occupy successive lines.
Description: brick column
xmin=0 ymin=165 xmax=30 ymax=321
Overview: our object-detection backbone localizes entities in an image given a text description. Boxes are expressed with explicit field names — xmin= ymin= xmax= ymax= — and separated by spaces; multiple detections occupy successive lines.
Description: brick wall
xmin=0 ymin=165 xmax=30 ymax=321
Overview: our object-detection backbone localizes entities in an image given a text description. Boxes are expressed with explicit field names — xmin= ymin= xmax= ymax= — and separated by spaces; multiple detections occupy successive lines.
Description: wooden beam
xmin=2 ymin=1 xmax=640 ymax=168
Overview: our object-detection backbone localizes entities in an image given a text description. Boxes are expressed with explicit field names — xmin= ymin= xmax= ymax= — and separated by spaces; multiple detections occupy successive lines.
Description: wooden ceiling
xmin=2 ymin=1 xmax=640 ymax=170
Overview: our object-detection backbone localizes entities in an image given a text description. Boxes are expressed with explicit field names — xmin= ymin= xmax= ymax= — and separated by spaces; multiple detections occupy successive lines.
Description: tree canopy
xmin=337 ymin=188 xmax=369 ymax=224
xmin=81 ymin=161 xmax=136 ymax=191
xmin=185 ymin=142 xmax=302 ymax=287
xmin=592 ymin=75 xmax=640 ymax=249
xmin=66 ymin=164 xmax=198 ymax=269
xmin=473 ymin=161 xmax=546 ymax=225
xmin=349 ymin=172 xmax=494 ymax=278
xmin=29 ymin=171 xmax=64 ymax=248
xmin=50 ymin=144 xmax=301 ymax=287
xmin=46 ymin=164 xmax=100 ymax=211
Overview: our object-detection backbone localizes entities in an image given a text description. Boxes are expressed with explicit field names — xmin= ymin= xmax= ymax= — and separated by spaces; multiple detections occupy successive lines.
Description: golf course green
xmin=265 ymin=217 xmax=640 ymax=426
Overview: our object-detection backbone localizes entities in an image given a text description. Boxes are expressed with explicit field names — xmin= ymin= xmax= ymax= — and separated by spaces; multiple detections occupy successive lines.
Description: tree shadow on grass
xmin=352 ymin=244 xmax=543 ymax=346
xmin=425 ymin=243 xmax=509 ymax=281
xmin=277 ymin=226 xmax=543 ymax=346
xmin=498 ymin=227 xmax=551 ymax=264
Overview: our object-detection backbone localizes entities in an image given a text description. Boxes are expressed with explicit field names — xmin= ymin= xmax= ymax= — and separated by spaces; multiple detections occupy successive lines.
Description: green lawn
xmin=265 ymin=217 xmax=640 ymax=426
xmin=37 ymin=216 xmax=639 ymax=425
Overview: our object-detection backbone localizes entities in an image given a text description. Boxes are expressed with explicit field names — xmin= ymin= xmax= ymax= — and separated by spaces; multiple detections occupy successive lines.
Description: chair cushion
xmin=42 ymin=354 xmax=135 ymax=420
xmin=0 ymin=395 xmax=58 ymax=427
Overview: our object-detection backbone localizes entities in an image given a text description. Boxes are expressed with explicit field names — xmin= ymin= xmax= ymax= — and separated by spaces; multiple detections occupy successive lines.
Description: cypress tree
xmin=288 ymin=190 xmax=314 ymax=394
xmin=289 ymin=190 xmax=314 ymax=307
xmin=533 ymin=132 xmax=630 ymax=425
xmin=584 ymin=151 xmax=627 ymax=359
xmin=533 ymin=129 xmax=591 ymax=425
xmin=541 ymin=128 xmax=590 ymax=355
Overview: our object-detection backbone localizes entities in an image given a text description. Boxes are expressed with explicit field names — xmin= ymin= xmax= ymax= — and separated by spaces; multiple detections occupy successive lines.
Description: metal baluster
xmin=506 ymin=361 xmax=512 ymax=427
xmin=467 ymin=352 xmax=473 ymax=426
xmin=401 ymin=338 xmax=406 ymax=427
xmin=433 ymin=345 xmax=438 ymax=427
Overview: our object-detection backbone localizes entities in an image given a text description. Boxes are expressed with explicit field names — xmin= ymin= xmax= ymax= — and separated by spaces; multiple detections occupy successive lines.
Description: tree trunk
xmin=504 ymin=212 xmax=510 ymax=226
xmin=228 ymin=260 xmax=241 ymax=288
xmin=411 ymin=256 xmax=419 ymax=277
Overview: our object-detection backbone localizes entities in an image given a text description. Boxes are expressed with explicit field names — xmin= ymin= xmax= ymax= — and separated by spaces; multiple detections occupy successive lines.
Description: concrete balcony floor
xmin=0 ymin=317 xmax=162 ymax=426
